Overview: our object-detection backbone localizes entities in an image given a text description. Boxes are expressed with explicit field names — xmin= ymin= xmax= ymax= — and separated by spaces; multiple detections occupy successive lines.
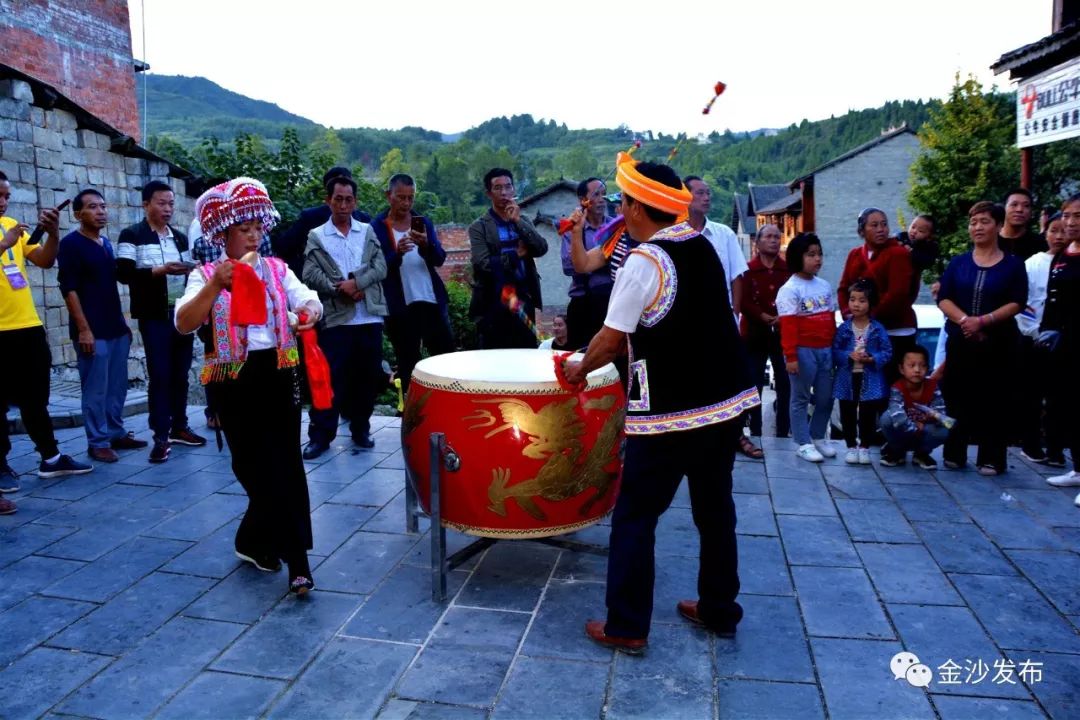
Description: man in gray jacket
xmin=301 ymin=176 xmax=388 ymax=459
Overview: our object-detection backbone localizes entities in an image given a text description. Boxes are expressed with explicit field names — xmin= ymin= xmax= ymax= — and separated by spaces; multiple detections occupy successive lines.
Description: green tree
xmin=377 ymin=147 xmax=410 ymax=187
xmin=909 ymin=75 xmax=1018 ymax=277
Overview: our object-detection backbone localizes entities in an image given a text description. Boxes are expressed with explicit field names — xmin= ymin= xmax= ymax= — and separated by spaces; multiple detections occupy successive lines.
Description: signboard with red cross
xmin=1016 ymin=55 xmax=1080 ymax=148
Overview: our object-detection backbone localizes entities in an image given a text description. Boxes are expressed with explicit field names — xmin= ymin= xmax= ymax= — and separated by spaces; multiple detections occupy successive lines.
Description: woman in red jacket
xmin=837 ymin=208 xmax=917 ymax=384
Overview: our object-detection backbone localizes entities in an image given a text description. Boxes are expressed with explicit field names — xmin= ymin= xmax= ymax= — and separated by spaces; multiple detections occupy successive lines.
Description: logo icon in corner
xmin=891 ymin=651 xmax=934 ymax=687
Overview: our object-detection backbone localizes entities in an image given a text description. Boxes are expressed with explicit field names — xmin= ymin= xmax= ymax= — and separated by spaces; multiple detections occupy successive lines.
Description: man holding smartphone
xmin=373 ymin=173 xmax=454 ymax=394
xmin=0 ymin=171 xmax=92 ymax=511
xmin=117 ymin=180 xmax=205 ymax=463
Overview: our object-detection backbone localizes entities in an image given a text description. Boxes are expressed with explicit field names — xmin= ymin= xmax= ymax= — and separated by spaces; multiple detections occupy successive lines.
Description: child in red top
xmin=776 ymin=233 xmax=837 ymax=462
xmin=879 ymin=345 xmax=949 ymax=469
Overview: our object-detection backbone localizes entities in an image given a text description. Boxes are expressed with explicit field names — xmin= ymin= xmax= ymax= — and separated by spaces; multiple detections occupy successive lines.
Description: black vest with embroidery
xmin=625 ymin=224 xmax=759 ymax=435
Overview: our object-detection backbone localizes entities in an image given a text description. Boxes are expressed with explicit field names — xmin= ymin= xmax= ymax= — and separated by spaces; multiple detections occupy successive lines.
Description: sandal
xmin=738 ymin=435 xmax=765 ymax=460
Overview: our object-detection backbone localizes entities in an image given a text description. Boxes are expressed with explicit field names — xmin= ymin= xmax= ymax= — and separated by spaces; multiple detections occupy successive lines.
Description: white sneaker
xmin=845 ymin=448 xmax=859 ymax=464
xmin=858 ymin=448 xmax=872 ymax=465
xmin=797 ymin=444 xmax=824 ymax=463
xmin=1074 ymin=491 xmax=1079 ymax=508
xmin=1046 ymin=470 xmax=1080 ymax=488
xmin=813 ymin=440 xmax=837 ymax=458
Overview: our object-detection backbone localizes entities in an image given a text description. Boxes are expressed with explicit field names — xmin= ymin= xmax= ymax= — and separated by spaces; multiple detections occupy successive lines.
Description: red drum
xmin=403 ymin=349 xmax=625 ymax=539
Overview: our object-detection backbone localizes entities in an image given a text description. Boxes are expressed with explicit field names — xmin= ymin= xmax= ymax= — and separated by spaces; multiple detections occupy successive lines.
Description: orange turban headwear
xmin=614 ymin=152 xmax=692 ymax=220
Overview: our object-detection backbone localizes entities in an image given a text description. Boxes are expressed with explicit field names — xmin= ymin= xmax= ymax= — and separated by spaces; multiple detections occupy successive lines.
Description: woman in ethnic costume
xmin=175 ymin=177 xmax=323 ymax=594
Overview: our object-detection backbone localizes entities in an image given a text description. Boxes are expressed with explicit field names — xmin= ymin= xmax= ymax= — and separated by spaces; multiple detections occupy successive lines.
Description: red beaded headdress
xmin=195 ymin=177 xmax=280 ymax=246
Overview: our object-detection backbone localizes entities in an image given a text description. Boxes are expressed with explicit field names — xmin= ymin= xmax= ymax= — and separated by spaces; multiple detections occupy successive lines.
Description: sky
xmin=128 ymin=0 xmax=1052 ymax=136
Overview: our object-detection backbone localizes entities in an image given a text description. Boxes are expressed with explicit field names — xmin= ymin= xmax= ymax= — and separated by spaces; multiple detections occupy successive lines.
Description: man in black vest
xmin=565 ymin=155 xmax=760 ymax=654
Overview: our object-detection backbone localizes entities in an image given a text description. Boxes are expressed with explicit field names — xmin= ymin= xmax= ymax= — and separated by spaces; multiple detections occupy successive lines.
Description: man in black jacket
xmin=117 ymin=180 xmax=206 ymax=463
xmin=272 ymin=166 xmax=372 ymax=276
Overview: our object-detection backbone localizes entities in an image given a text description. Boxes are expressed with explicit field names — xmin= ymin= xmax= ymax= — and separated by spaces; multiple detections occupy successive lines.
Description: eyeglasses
xmin=490 ymin=183 xmax=515 ymax=194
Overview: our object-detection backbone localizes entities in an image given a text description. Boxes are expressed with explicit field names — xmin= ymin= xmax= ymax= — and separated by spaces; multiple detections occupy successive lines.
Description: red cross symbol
xmin=1021 ymin=84 xmax=1038 ymax=119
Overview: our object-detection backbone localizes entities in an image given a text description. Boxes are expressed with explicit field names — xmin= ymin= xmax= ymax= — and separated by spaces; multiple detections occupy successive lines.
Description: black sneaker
xmin=1046 ymin=454 xmax=1067 ymax=468
xmin=38 ymin=455 xmax=93 ymax=478
xmin=880 ymin=452 xmax=906 ymax=467
xmin=149 ymin=440 xmax=171 ymax=464
xmin=912 ymin=453 xmax=938 ymax=470
xmin=1020 ymin=447 xmax=1048 ymax=464
xmin=352 ymin=434 xmax=375 ymax=450
xmin=235 ymin=549 xmax=282 ymax=573
xmin=169 ymin=427 xmax=207 ymax=447
xmin=0 ymin=465 xmax=19 ymax=493
xmin=302 ymin=441 xmax=329 ymax=460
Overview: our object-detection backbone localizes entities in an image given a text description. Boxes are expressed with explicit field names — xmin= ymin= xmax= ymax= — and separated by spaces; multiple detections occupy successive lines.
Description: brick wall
xmin=0 ymin=0 xmax=140 ymax=140
xmin=813 ymin=133 xmax=921 ymax=291
xmin=0 ymin=77 xmax=196 ymax=383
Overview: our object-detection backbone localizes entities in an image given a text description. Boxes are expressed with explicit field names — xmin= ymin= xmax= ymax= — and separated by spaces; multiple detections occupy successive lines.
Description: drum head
xmin=412 ymin=349 xmax=619 ymax=394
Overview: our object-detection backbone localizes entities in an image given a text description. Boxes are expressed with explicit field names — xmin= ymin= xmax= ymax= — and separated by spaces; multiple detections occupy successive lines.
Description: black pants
xmin=139 ymin=313 xmax=195 ymax=442
xmin=745 ymin=331 xmax=790 ymax=437
xmin=566 ymin=287 xmax=612 ymax=350
xmin=308 ymin=323 xmax=383 ymax=444
xmin=385 ymin=302 xmax=455 ymax=394
xmin=942 ymin=333 xmax=1017 ymax=471
xmin=214 ymin=350 xmax=312 ymax=563
xmin=478 ymin=307 xmax=538 ymax=349
xmin=0 ymin=325 xmax=58 ymax=462
xmin=1016 ymin=336 xmax=1047 ymax=452
xmin=886 ymin=333 xmax=917 ymax=386
xmin=1044 ymin=345 xmax=1078 ymax=463
xmin=839 ymin=374 xmax=879 ymax=449
xmin=605 ymin=419 xmax=743 ymax=639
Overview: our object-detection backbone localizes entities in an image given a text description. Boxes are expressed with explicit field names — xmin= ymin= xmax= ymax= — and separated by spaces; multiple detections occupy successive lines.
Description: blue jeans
xmin=788 ymin=346 xmax=834 ymax=446
xmin=77 ymin=333 xmax=131 ymax=448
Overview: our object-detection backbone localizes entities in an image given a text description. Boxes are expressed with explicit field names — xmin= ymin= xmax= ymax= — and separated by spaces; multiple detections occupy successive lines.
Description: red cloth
xmin=779 ymin=312 xmax=835 ymax=362
xmin=837 ymin=239 xmax=916 ymax=331
xmin=229 ymin=261 xmax=268 ymax=326
xmin=298 ymin=318 xmax=333 ymax=410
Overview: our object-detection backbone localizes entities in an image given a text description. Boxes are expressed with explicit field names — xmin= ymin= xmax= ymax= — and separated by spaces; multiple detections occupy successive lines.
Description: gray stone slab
xmin=132 ymin=470 xmax=236 ymax=509
xmin=857 ymin=543 xmax=963 ymax=606
xmin=715 ymin=594 xmax=816 ymax=683
xmin=811 ymin=637 xmax=934 ymax=719
xmin=0 ymin=495 xmax=69 ymax=527
xmin=733 ymin=462 xmax=770 ymax=495
xmin=824 ymin=468 xmax=891 ymax=500
xmin=1006 ymin=550 xmax=1080 ymax=616
xmin=738 ymin=535 xmax=794 ymax=596
xmin=182 ymin=566 xmax=288 ymax=625
xmin=362 ymin=490 xmax=416 ymax=534
xmin=0 ymin=522 xmax=76 ymax=568
xmin=764 ymin=447 xmax=821 ymax=480
xmin=28 ymin=469 xmax=130 ymax=501
xmin=891 ymin=483 xmax=972 ymax=523
xmin=966 ymin=504 xmax=1065 ymax=550
xmin=607 ymin=623 xmax=713 ymax=719
xmin=43 ymin=535 xmax=191 ymax=602
xmin=492 ymin=656 xmax=609 ymax=720
xmin=912 ymin=521 xmax=1017 ymax=575
xmin=342 ymin=564 xmax=467 ymax=644
xmin=654 ymin=506 xmax=702 ymax=558
xmin=933 ymin=696 xmax=1046 ymax=720
xmin=769 ymin=475 xmax=836 ymax=516
xmin=35 ymin=482 xmax=158 ymax=525
xmin=792 ymin=566 xmax=893 ymax=639
xmin=212 ymin=590 xmax=361 ymax=679
xmin=1010 ymin=489 xmax=1080 ymax=528
xmin=887 ymin=604 xmax=1030 ymax=699
xmin=777 ymin=515 xmax=860 ymax=567
xmin=457 ymin=541 xmax=560 ymax=612
xmin=58 ymin=616 xmax=247 ymax=719
xmin=316 ymin=531 xmax=417 ymax=594
xmin=951 ymin=574 xmax=1080 ymax=654
xmin=145 ymin=492 xmax=247 ymax=542
xmin=651 ymin=552 xmax=707 ymax=627
xmin=401 ymin=529 xmax=483 ymax=571
xmin=877 ymin=463 xmax=940 ymax=485
xmin=836 ymin=499 xmax=919 ymax=542
xmin=160 ymin=518 xmax=244 ymax=578
xmin=36 ymin=506 xmax=173 ymax=561
xmin=310 ymin=502 xmax=374 ymax=556
xmin=328 ymin=466 xmax=407 ymax=507
xmin=938 ymin=475 xmax=1019 ymax=507
xmin=735 ymin=492 xmax=778 ymax=536
xmin=156 ymin=671 xmax=285 ymax=719
xmin=0 ymin=595 xmax=97 ymax=666
xmin=1015 ymin=650 xmax=1080 ymax=720
xmin=377 ymin=700 xmax=487 ymax=720
xmin=521 ymin=578 xmax=609 ymax=662
xmin=396 ymin=607 xmax=530 ymax=707
xmin=0 ymin=647 xmax=112 ymax=720
xmin=716 ymin=680 xmax=825 ymax=719
xmin=49 ymin=571 xmax=215 ymax=655
xmin=0 ymin=554 xmax=85 ymax=611
xmin=269 ymin=636 xmax=416 ymax=719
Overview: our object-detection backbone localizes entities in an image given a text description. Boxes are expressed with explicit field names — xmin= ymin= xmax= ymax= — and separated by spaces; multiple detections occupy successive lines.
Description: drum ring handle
xmin=442 ymin=444 xmax=461 ymax=472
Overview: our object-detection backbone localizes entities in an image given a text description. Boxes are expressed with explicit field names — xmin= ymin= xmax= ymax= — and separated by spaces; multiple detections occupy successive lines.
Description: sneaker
xmin=1021 ymin=447 xmax=1049 ymax=464
xmin=111 ymin=432 xmax=149 ymax=450
xmin=845 ymin=448 xmax=859 ymax=464
xmin=0 ymin=465 xmax=19 ymax=493
xmin=880 ymin=452 xmax=906 ymax=467
xmin=38 ymin=454 xmax=94 ymax=478
xmin=813 ymin=440 xmax=837 ymax=458
xmin=858 ymin=448 xmax=872 ymax=465
xmin=1074 ymin=491 xmax=1079 ymax=509
xmin=797 ymin=444 xmax=824 ymax=463
xmin=977 ymin=464 xmax=1000 ymax=477
xmin=1046 ymin=470 xmax=1080 ymax=488
xmin=149 ymin=440 xmax=170 ymax=464
xmin=352 ymin=434 xmax=375 ymax=450
xmin=912 ymin=453 xmax=938 ymax=470
xmin=1046 ymin=454 xmax=1067 ymax=468
xmin=169 ymin=427 xmax=207 ymax=447
xmin=235 ymin=549 xmax=282 ymax=573
xmin=0 ymin=497 xmax=15 ymax=515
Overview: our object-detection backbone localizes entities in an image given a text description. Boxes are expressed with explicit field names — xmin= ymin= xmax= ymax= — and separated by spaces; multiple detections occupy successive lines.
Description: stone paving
xmin=1 ymin=408 xmax=1078 ymax=719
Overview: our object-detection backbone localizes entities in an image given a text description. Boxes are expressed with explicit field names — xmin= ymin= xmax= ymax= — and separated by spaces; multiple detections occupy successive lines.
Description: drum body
xmin=402 ymin=349 xmax=625 ymax=538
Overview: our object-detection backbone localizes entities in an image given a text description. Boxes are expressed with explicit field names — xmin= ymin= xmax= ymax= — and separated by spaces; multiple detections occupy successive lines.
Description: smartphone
xmin=410 ymin=215 xmax=426 ymax=233
xmin=26 ymin=198 xmax=72 ymax=245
